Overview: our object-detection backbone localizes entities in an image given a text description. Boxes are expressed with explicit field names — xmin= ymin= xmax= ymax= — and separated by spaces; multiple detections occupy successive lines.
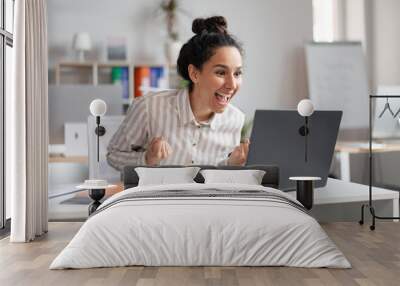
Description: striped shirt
xmin=106 ymin=88 xmax=245 ymax=171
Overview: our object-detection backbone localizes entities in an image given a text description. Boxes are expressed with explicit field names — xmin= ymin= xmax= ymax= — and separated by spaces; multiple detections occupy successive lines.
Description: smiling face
xmin=189 ymin=46 xmax=243 ymax=114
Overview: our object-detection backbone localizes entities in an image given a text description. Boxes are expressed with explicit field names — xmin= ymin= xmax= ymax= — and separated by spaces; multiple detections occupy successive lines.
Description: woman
xmin=107 ymin=16 xmax=249 ymax=170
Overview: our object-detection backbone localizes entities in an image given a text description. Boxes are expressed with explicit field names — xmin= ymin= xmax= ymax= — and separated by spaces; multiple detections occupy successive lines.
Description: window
xmin=5 ymin=0 xmax=14 ymax=33
xmin=1 ymin=0 xmax=14 ymax=230
xmin=313 ymin=0 xmax=334 ymax=42
xmin=312 ymin=0 xmax=342 ymax=42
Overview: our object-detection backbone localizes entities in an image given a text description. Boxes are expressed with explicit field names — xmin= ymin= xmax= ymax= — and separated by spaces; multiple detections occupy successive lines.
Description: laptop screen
xmin=246 ymin=110 xmax=342 ymax=191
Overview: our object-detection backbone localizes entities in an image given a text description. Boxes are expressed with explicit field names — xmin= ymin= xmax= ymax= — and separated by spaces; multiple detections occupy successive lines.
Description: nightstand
xmin=289 ymin=177 xmax=321 ymax=210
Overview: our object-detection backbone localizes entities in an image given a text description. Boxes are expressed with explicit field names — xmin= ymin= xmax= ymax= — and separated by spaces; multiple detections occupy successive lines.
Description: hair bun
xmin=192 ymin=16 xmax=228 ymax=35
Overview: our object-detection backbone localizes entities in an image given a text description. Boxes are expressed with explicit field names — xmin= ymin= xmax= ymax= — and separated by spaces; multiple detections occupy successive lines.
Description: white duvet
xmin=50 ymin=183 xmax=351 ymax=269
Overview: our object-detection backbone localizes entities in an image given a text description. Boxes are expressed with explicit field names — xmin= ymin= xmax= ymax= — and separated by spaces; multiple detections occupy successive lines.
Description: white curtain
xmin=9 ymin=0 xmax=48 ymax=242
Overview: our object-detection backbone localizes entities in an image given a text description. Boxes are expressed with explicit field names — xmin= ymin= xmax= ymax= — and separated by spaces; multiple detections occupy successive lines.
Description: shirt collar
xmin=176 ymin=88 xmax=221 ymax=130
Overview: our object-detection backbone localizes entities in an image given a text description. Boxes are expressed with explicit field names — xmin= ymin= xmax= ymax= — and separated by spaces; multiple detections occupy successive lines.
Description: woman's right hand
xmin=228 ymin=139 xmax=250 ymax=166
xmin=145 ymin=137 xmax=173 ymax=166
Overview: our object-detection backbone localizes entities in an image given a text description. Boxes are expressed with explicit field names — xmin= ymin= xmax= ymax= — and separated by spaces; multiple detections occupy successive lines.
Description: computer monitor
xmin=49 ymin=85 xmax=125 ymax=144
xmin=247 ymin=110 xmax=342 ymax=190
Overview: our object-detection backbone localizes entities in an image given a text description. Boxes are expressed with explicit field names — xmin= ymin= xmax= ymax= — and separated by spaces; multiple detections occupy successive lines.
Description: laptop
xmin=246 ymin=110 xmax=342 ymax=191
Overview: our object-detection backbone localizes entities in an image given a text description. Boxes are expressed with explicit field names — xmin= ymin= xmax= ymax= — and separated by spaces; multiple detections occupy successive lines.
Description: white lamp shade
xmin=90 ymin=99 xmax=107 ymax=116
xmin=73 ymin=32 xmax=92 ymax=51
xmin=297 ymin=99 xmax=314 ymax=117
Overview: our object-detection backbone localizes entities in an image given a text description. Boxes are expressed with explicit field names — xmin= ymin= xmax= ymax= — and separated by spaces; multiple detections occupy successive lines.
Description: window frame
xmin=1 ymin=0 xmax=14 ymax=230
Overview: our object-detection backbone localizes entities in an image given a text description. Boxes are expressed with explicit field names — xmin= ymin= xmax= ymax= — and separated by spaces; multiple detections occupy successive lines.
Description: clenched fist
xmin=228 ymin=139 xmax=250 ymax=166
xmin=145 ymin=137 xmax=173 ymax=166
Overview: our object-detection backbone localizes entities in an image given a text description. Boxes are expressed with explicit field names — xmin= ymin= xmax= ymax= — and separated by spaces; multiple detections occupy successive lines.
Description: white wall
xmin=47 ymin=0 xmax=313 ymax=116
xmin=320 ymin=0 xmax=400 ymax=93
xmin=372 ymin=0 xmax=400 ymax=86
xmin=343 ymin=0 xmax=366 ymax=42
xmin=329 ymin=0 xmax=373 ymax=90
xmin=342 ymin=0 xmax=400 ymax=89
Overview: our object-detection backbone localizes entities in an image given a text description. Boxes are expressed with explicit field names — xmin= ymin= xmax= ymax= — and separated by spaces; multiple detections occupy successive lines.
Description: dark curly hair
xmin=177 ymin=16 xmax=243 ymax=92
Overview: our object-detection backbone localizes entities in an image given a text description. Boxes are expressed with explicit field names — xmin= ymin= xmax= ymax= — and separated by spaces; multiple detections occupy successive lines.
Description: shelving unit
xmin=54 ymin=61 xmax=182 ymax=101
xmin=55 ymin=61 xmax=134 ymax=99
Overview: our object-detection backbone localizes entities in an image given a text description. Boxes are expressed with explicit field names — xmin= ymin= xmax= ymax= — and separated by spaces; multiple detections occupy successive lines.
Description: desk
xmin=49 ymin=155 xmax=88 ymax=164
xmin=287 ymin=178 xmax=399 ymax=219
xmin=335 ymin=141 xmax=400 ymax=181
xmin=49 ymin=182 xmax=123 ymax=199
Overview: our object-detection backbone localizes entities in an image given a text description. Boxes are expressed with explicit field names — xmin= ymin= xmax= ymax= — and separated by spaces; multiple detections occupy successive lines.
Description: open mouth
xmin=214 ymin=92 xmax=232 ymax=105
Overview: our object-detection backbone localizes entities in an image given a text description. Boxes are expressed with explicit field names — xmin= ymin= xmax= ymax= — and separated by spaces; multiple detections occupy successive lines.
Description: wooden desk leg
xmin=339 ymin=152 xmax=351 ymax=181
xmin=393 ymin=198 xmax=399 ymax=222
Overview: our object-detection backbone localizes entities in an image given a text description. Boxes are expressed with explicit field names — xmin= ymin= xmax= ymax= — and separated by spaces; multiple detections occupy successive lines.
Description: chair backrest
xmin=87 ymin=115 xmax=124 ymax=183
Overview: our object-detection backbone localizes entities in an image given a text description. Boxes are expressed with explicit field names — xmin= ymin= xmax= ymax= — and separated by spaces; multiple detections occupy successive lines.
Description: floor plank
xmin=0 ymin=222 xmax=399 ymax=286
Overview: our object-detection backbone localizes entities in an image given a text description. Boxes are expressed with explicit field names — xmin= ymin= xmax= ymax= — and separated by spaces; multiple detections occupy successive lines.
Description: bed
xmin=50 ymin=165 xmax=351 ymax=269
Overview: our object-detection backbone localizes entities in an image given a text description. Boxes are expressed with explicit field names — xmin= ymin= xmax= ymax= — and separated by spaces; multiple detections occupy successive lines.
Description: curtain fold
xmin=10 ymin=0 xmax=48 ymax=242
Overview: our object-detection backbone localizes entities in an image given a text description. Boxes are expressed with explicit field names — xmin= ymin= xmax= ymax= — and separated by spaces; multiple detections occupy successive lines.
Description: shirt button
xmin=197 ymin=126 xmax=201 ymax=129
xmin=192 ymin=143 xmax=196 ymax=146
xmin=191 ymin=160 xmax=194 ymax=164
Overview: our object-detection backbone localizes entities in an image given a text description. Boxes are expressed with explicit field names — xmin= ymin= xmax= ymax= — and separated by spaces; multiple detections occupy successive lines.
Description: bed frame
xmin=122 ymin=165 xmax=280 ymax=189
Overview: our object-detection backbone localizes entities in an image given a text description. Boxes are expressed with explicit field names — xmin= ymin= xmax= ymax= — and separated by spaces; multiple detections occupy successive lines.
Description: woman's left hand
xmin=228 ymin=139 xmax=250 ymax=166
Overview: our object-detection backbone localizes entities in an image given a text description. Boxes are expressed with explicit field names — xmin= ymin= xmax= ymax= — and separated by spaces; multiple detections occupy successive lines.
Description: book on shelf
xmin=134 ymin=66 xmax=150 ymax=98
xmin=111 ymin=66 xmax=129 ymax=99
xmin=150 ymin=67 xmax=164 ymax=88
xmin=134 ymin=66 xmax=168 ymax=98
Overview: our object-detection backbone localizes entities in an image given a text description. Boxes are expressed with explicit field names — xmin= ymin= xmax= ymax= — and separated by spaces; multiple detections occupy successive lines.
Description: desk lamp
xmin=73 ymin=32 xmax=92 ymax=62
xmin=297 ymin=99 xmax=314 ymax=162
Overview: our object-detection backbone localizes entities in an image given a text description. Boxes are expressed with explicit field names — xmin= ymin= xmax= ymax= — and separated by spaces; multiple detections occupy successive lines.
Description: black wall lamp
xmin=297 ymin=99 xmax=314 ymax=162
xmin=89 ymin=99 xmax=107 ymax=162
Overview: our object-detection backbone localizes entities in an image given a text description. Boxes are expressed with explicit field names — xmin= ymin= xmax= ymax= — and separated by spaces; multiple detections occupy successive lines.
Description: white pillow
xmin=200 ymin=169 xmax=266 ymax=185
xmin=135 ymin=167 xmax=200 ymax=186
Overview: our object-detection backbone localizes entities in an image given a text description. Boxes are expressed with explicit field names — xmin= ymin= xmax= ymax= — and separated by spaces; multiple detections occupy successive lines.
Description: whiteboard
xmin=305 ymin=42 xmax=369 ymax=129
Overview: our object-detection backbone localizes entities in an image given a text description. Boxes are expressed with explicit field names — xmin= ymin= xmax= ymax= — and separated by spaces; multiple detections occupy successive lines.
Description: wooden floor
xmin=0 ymin=222 xmax=399 ymax=286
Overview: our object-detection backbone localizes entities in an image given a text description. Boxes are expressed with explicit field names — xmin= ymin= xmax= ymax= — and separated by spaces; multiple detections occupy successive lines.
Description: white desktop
xmin=287 ymin=178 xmax=399 ymax=223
